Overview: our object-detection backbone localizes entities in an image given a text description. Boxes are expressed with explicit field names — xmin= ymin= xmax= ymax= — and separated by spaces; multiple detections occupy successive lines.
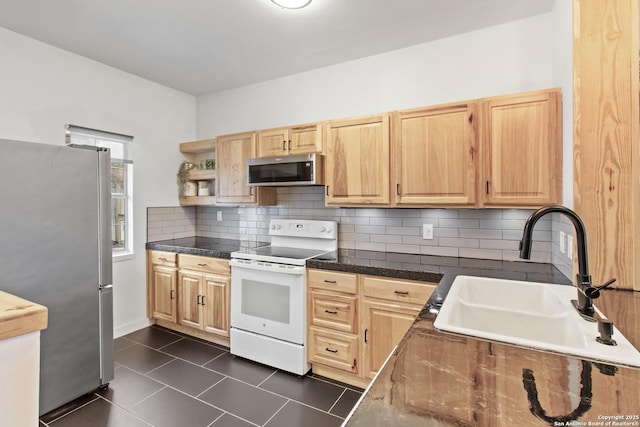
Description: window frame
xmin=65 ymin=124 xmax=134 ymax=261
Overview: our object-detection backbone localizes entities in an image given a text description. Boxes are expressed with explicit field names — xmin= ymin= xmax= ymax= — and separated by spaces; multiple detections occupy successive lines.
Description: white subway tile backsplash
xmin=421 ymin=246 xmax=459 ymax=257
xmin=355 ymin=241 xmax=387 ymax=251
xmin=421 ymin=209 xmax=460 ymax=219
xmin=459 ymin=228 xmax=503 ymax=239
xmin=386 ymin=243 xmax=421 ymax=253
xmin=439 ymin=218 xmax=480 ymax=229
xmin=439 ymin=237 xmax=480 ymax=248
xmin=459 ymin=248 xmax=503 ymax=260
xmin=147 ymin=188 xmax=561 ymax=266
xmin=370 ymin=234 xmax=403 ymax=244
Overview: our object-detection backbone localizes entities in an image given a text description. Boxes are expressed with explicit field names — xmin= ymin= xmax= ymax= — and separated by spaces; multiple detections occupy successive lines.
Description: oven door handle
xmin=230 ymin=258 xmax=306 ymax=275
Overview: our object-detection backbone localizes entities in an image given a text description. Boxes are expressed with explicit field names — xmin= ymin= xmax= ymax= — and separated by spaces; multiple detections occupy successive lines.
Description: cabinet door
xmin=325 ymin=114 xmax=390 ymax=205
xmin=394 ymin=103 xmax=478 ymax=206
xmin=216 ymin=132 xmax=256 ymax=204
xmin=482 ymin=89 xmax=562 ymax=206
xmin=257 ymin=128 xmax=289 ymax=158
xmin=361 ymin=299 xmax=420 ymax=379
xmin=202 ymin=273 xmax=230 ymax=337
xmin=178 ymin=271 xmax=203 ymax=329
xmin=289 ymin=124 xmax=323 ymax=155
xmin=152 ymin=265 xmax=177 ymax=323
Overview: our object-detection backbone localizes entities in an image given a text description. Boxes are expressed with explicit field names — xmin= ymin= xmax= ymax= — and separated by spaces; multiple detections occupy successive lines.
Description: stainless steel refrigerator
xmin=0 ymin=138 xmax=114 ymax=415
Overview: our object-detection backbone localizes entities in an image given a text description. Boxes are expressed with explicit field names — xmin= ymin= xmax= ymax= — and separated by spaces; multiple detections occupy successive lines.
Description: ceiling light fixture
xmin=270 ymin=0 xmax=312 ymax=9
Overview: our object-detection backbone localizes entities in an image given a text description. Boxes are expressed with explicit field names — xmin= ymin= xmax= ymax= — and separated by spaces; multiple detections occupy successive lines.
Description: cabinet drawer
xmin=150 ymin=250 xmax=177 ymax=267
xmin=308 ymin=269 xmax=357 ymax=294
xmin=361 ymin=276 xmax=435 ymax=306
xmin=308 ymin=326 xmax=359 ymax=374
xmin=178 ymin=254 xmax=229 ymax=275
xmin=309 ymin=290 xmax=357 ymax=333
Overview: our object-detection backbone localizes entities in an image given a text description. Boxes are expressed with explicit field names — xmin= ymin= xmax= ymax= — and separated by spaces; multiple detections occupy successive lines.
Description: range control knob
xmin=326 ymin=227 xmax=333 ymax=233
xmin=270 ymin=224 xmax=276 ymax=230
xmin=320 ymin=226 xmax=327 ymax=232
xmin=276 ymin=224 xmax=281 ymax=230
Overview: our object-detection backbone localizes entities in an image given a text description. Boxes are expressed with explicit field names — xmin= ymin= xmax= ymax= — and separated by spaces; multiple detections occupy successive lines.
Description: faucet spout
xmin=519 ymin=206 xmax=594 ymax=317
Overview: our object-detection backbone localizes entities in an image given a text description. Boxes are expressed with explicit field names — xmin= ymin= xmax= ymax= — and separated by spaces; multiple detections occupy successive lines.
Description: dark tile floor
xmin=39 ymin=325 xmax=363 ymax=427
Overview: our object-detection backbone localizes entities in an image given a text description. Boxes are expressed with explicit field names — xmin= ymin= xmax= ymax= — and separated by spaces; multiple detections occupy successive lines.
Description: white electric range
xmin=229 ymin=219 xmax=337 ymax=375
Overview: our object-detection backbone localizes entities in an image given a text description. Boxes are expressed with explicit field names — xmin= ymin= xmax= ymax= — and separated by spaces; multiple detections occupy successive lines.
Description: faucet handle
xmin=584 ymin=278 xmax=617 ymax=299
xmin=596 ymin=319 xmax=617 ymax=346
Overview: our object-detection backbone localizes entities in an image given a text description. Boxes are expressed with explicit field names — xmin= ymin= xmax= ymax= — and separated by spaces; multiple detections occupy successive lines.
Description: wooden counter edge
xmin=0 ymin=290 xmax=48 ymax=341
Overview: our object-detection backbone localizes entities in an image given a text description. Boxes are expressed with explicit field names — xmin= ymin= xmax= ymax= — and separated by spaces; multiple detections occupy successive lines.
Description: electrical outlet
xmin=217 ymin=211 xmax=223 ymax=221
xmin=559 ymin=231 xmax=566 ymax=254
xmin=566 ymin=235 xmax=573 ymax=259
xmin=422 ymin=224 xmax=434 ymax=240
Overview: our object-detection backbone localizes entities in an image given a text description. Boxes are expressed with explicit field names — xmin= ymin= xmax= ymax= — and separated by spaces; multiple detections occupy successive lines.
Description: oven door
xmin=230 ymin=259 xmax=306 ymax=344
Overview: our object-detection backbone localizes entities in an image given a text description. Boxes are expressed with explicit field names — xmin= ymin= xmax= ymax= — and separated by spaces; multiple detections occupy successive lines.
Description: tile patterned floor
xmin=39 ymin=325 xmax=363 ymax=427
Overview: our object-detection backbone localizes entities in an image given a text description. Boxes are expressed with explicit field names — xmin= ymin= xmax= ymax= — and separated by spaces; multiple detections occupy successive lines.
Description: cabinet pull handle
xmin=396 ymin=183 xmax=400 ymax=195
xmin=288 ymin=140 xmax=291 ymax=150
xmin=170 ymin=290 xmax=175 ymax=300
xmin=325 ymin=348 xmax=338 ymax=353
xmin=326 ymin=186 xmax=329 ymax=196
xmin=394 ymin=290 xmax=409 ymax=296
xmin=197 ymin=263 xmax=207 ymax=267
xmin=197 ymin=295 xmax=202 ymax=305
xmin=324 ymin=280 xmax=337 ymax=284
xmin=250 ymin=187 xmax=254 ymax=196
xmin=201 ymin=295 xmax=205 ymax=306
xmin=486 ymin=180 xmax=490 ymax=194
xmin=283 ymin=141 xmax=286 ymax=151
xmin=364 ymin=329 xmax=368 ymax=344
xmin=325 ymin=310 xmax=338 ymax=315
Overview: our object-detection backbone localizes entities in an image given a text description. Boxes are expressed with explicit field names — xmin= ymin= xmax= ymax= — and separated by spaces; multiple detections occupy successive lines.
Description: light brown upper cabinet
xmin=325 ymin=114 xmax=391 ymax=206
xmin=480 ymin=89 xmax=562 ymax=207
xmin=257 ymin=123 xmax=323 ymax=157
xmin=393 ymin=102 xmax=478 ymax=207
xmin=216 ymin=131 xmax=276 ymax=205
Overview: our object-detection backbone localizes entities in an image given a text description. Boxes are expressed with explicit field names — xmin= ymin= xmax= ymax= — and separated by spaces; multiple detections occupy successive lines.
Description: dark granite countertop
xmin=307 ymin=248 xmax=571 ymax=284
xmin=145 ymin=237 xmax=266 ymax=259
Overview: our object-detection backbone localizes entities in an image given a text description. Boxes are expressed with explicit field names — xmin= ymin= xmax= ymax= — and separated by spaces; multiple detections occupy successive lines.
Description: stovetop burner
xmin=230 ymin=219 xmax=338 ymax=266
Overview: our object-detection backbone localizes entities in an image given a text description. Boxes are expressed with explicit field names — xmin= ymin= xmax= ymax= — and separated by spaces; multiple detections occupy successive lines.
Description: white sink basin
xmin=433 ymin=275 xmax=640 ymax=368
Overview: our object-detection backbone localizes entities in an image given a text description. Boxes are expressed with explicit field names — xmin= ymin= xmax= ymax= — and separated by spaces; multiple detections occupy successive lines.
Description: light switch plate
xmin=559 ymin=231 xmax=566 ymax=253
xmin=566 ymin=235 xmax=573 ymax=259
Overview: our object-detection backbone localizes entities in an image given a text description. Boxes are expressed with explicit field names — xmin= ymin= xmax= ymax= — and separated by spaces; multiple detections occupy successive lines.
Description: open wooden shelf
xmin=179 ymin=196 xmax=216 ymax=206
xmin=187 ymin=169 xmax=216 ymax=180
xmin=180 ymin=139 xmax=216 ymax=154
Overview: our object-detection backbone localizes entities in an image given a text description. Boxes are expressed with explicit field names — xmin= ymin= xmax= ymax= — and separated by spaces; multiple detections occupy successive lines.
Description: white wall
xmin=0 ymin=27 xmax=197 ymax=337
xmin=197 ymin=13 xmax=554 ymax=137
xmin=552 ymin=0 xmax=573 ymax=208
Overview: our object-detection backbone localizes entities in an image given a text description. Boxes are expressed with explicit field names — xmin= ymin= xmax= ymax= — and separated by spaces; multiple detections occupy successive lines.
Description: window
xmin=65 ymin=124 xmax=134 ymax=260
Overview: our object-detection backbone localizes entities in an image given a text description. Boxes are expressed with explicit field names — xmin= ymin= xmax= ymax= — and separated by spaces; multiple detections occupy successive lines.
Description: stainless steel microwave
xmin=247 ymin=153 xmax=324 ymax=186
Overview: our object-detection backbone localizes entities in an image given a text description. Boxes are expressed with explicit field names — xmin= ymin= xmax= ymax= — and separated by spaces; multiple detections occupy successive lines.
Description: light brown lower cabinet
xmin=147 ymin=251 xmax=230 ymax=346
xmin=178 ymin=270 xmax=230 ymax=337
xmin=147 ymin=251 xmax=177 ymax=323
xmin=307 ymin=269 xmax=436 ymax=388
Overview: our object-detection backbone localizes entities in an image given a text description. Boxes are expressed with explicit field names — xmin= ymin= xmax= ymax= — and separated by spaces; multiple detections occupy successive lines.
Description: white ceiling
xmin=0 ymin=0 xmax=556 ymax=96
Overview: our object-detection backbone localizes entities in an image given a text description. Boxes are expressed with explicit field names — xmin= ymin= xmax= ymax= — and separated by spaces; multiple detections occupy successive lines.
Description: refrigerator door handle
xmin=97 ymin=148 xmax=113 ymax=287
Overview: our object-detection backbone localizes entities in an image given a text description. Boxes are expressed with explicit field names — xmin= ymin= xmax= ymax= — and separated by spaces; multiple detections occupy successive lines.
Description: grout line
xmin=41 ymin=393 xmax=101 ymax=425
xmin=92 ymin=394 xmax=153 ymax=426
xmin=262 ymin=399 xmax=290 ymax=426
xmin=256 ymin=368 xmax=279 ymax=388
xmin=327 ymin=388 xmax=347 ymax=414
